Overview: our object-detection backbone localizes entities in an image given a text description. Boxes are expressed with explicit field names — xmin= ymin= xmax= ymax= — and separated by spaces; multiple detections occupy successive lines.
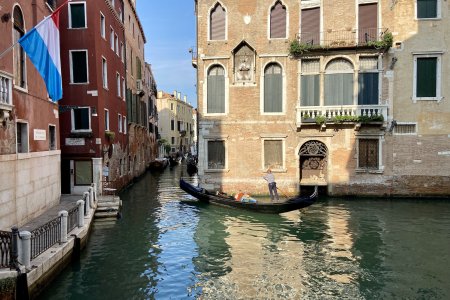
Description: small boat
xmin=179 ymin=179 xmax=318 ymax=214
xmin=149 ymin=158 xmax=168 ymax=171
xmin=186 ymin=156 xmax=198 ymax=175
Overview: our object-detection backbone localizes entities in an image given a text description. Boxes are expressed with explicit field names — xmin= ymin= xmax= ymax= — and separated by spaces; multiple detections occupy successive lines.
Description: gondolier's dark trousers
xmin=268 ymin=182 xmax=279 ymax=201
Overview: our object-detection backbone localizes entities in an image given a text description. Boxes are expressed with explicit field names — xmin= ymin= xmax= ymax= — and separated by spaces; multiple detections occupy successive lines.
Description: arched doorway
xmin=299 ymin=140 xmax=328 ymax=185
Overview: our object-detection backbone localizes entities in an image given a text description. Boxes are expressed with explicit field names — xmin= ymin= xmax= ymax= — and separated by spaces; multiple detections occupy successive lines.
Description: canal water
xmin=38 ymin=165 xmax=450 ymax=299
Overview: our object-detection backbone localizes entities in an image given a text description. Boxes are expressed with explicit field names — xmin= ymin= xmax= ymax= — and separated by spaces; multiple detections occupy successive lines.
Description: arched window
xmin=324 ymin=59 xmax=354 ymax=106
xmin=210 ymin=3 xmax=226 ymax=40
xmin=13 ymin=6 xmax=26 ymax=88
xmin=264 ymin=63 xmax=282 ymax=113
xmin=207 ymin=65 xmax=225 ymax=113
xmin=270 ymin=1 xmax=286 ymax=39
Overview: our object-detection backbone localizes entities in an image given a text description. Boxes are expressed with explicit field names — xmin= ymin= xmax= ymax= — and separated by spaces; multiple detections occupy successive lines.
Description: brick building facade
xmin=194 ymin=0 xmax=450 ymax=197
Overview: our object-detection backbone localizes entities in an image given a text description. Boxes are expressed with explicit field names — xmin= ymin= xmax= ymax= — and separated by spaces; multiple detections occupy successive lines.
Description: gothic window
xmin=13 ymin=6 xmax=26 ymax=88
xmin=270 ymin=1 xmax=287 ymax=39
xmin=210 ymin=3 xmax=226 ymax=40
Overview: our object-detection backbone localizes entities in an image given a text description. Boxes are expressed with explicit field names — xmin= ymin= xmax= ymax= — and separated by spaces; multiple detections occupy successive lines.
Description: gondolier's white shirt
xmin=263 ymin=173 xmax=276 ymax=184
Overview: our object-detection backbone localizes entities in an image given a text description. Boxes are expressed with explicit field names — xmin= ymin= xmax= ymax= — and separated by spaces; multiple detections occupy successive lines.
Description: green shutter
xmin=417 ymin=0 xmax=437 ymax=18
xmin=70 ymin=4 xmax=85 ymax=28
xmin=416 ymin=57 xmax=437 ymax=97
xmin=72 ymin=51 xmax=87 ymax=83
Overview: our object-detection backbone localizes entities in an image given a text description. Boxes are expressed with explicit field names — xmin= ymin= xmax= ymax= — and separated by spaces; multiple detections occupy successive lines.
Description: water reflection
xmin=38 ymin=167 xmax=450 ymax=300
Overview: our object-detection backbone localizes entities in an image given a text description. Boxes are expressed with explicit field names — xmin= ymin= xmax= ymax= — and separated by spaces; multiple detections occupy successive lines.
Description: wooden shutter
xmin=417 ymin=0 xmax=437 ymax=18
xmin=270 ymin=2 xmax=286 ymax=39
xmin=301 ymin=8 xmax=320 ymax=45
xmin=70 ymin=3 xmax=85 ymax=28
xmin=210 ymin=4 xmax=226 ymax=40
xmin=358 ymin=4 xmax=377 ymax=43
xmin=417 ymin=57 xmax=437 ymax=97
xmin=359 ymin=139 xmax=378 ymax=169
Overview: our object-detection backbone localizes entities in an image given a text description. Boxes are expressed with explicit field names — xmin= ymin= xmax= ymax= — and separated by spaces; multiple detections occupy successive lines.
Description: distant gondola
xmin=179 ymin=179 xmax=318 ymax=214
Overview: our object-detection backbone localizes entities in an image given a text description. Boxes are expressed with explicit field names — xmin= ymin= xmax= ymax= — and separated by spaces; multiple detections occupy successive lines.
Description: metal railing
xmin=0 ymin=73 xmax=12 ymax=105
xmin=30 ymin=216 xmax=62 ymax=260
xmin=67 ymin=206 xmax=79 ymax=233
xmin=0 ymin=230 xmax=12 ymax=268
xmin=297 ymin=28 xmax=387 ymax=48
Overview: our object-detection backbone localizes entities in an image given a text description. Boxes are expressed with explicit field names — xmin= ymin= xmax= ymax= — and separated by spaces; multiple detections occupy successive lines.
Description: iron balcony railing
xmin=189 ymin=47 xmax=198 ymax=68
xmin=297 ymin=28 xmax=388 ymax=49
xmin=0 ymin=72 xmax=12 ymax=105
xmin=0 ymin=230 xmax=12 ymax=268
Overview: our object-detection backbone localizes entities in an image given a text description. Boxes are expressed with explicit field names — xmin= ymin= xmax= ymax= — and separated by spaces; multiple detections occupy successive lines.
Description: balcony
xmin=189 ymin=47 xmax=197 ymax=68
xmin=0 ymin=72 xmax=13 ymax=122
xmin=296 ymin=105 xmax=388 ymax=129
xmin=291 ymin=28 xmax=392 ymax=57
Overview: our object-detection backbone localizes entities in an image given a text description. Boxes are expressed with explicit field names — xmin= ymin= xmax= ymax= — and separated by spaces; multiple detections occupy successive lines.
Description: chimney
xmin=177 ymin=92 xmax=181 ymax=100
xmin=184 ymin=95 xmax=187 ymax=103
xmin=157 ymin=91 xmax=162 ymax=99
xmin=173 ymin=90 xmax=177 ymax=98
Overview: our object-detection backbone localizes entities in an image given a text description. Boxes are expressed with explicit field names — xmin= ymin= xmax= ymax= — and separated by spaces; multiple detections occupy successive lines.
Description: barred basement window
xmin=208 ymin=140 xmax=225 ymax=169
xmin=358 ymin=139 xmax=379 ymax=170
xmin=394 ymin=123 xmax=417 ymax=135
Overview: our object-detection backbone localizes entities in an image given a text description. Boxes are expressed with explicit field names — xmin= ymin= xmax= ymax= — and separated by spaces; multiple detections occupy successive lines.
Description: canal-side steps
xmin=94 ymin=195 xmax=122 ymax=219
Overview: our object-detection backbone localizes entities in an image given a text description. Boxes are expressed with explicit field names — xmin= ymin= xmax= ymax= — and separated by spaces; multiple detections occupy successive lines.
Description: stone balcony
xmin=296 ymin=104 xmax=388 ymax=129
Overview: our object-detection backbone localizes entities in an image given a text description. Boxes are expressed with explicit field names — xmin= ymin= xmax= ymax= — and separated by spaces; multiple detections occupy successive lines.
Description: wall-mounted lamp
xmin=1 ymin=13 xmax=11 ymax=23
xmin=390 ymin=57 xmax=398 ymax=70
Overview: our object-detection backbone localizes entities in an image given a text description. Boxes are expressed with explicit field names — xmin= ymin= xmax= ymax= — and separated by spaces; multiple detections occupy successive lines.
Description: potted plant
xmin=105 ymin=131 xmax=115 ymax=142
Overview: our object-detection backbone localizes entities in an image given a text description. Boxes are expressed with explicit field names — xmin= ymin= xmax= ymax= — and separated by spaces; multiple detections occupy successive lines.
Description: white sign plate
xmin=65 ymin=138 xmax=85 ymax=146
xmin=34 ymin=129 xmax=46 ymax=141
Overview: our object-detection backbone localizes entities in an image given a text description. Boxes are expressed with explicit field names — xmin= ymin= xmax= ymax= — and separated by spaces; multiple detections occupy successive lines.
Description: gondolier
xmin=263 ymin=169 xmax=279 ymax=202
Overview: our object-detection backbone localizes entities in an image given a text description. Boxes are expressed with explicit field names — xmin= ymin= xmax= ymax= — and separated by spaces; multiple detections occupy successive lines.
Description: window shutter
xmin=71 ymin=4 xmax=85 ymax=28
xmin=264 ymin=66 xmax=282 ymax=113
xmin=358 ymin=73 xmax=378 ymax=105
xmin=270 ymin=2 xmax=286 ymax=39
xmin=358 ymin=3 xmax=377 ymax=43
xmin=210 ymin=5 xmax=226 ymax=40
xmin=417 ymin=57 xmax=437 ymax=97
xmin=417 ymin=0 xmax=437 ymax=18
xmin=72 ymin=51 xmax=87 ymax=83
xmin=301 ymin=8 xmax=320 ymax=45
xmin=301 ymin=75 xmax=320 ymax=106
xmin=207 ymin=68 xmax=225 ymax=113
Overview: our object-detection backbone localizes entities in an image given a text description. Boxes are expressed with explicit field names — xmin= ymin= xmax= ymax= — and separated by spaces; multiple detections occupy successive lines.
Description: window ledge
xmin=205 ymin=169 xmax=229 ymax=173
xmin=413 ymin=96 xmax=443 ymax=102
xmin=355 ymin=168 xmax=384 ymax=174
xmin=263 ymin=168 xmax=286 ymax=173
xmin=14 ymin=86 xmax=28 ymax=93
xmin=0 ymin=103 xmax=13 ymax=111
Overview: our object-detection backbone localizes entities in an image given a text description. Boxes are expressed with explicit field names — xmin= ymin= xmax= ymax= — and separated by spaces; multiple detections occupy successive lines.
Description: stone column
xmin=92 ymin=157 xmax=103 ymax=196
xmin=19 ymin=231 xmax=31 ymax=269
xmin=77 ymin=200 xmax=85 ymax=227
xmin=84 ymin=192 xmax=90 ymax=216
xmin=89 ymin=187 xmax=94 ymax=208
xmin=59 ymin=210 xmax=68 ymax=243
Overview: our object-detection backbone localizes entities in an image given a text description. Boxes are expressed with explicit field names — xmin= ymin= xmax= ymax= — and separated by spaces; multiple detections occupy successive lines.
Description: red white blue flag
xmin=19 ymin=11 xmax=62 ymax=101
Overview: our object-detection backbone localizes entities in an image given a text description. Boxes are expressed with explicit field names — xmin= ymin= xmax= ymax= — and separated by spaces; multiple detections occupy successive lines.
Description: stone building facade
xmin=157 ymin=91 xmax=195 ymax=156
xmin=0 ymin=0 xmax=61 ymax=229
xmin=194 ymin=0 xmax=450 ymax=197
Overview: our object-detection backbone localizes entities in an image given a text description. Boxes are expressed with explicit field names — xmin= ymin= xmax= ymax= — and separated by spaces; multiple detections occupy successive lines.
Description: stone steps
xmin=94 ymin=195 xmax=122 ymax=219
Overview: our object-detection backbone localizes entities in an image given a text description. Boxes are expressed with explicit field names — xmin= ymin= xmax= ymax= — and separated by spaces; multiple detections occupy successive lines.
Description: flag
xmin=19 ymin=11 xmax=62 ymax=101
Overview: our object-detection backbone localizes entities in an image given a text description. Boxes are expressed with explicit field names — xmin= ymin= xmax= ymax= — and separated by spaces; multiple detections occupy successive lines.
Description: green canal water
xmin=38 ymin=166 xmax=450 ymax=299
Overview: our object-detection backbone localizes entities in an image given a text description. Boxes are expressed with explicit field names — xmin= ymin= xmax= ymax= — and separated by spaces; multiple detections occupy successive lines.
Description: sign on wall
xmin=34 ymin=129 xmax=46 ymax=141
xmin=65 ymin=138 xmax=85 ymax=146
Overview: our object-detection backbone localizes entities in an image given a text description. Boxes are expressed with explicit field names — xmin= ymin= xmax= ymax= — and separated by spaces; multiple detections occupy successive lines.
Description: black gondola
xmin=179 ymin=179 xmax=318 ymax=214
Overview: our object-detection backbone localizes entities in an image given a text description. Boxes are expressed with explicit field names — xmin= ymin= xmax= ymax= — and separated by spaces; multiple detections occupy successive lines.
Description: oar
xmin=276 ymin=186 xmax=289 ymax=200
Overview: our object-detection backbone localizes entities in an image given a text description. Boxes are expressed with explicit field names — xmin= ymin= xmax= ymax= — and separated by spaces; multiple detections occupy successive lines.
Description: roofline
xmin=127 ymin=0 xmax=147 ymax=43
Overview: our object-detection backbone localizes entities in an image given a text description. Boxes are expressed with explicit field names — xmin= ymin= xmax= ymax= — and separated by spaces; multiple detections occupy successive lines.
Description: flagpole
xmin=0 ymin=0 xmax=71 ymax=60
